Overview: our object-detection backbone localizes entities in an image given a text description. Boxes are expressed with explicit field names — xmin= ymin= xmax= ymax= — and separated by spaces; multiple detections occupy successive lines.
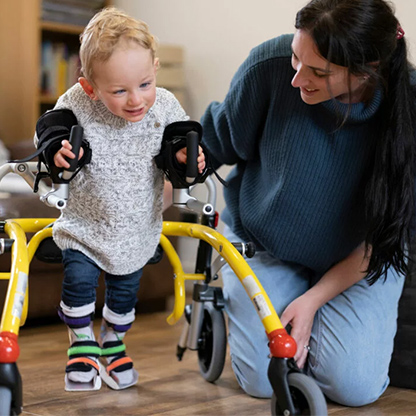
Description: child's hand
xmin=54 ymin=140 xmax=84 ymax=168
xmin=175 ymin=146 xmax=206 ymax=173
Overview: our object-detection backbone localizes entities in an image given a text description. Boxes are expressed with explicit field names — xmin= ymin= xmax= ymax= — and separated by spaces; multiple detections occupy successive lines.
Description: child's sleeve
xmin=165 ymin=90 xmax=189 ymax=124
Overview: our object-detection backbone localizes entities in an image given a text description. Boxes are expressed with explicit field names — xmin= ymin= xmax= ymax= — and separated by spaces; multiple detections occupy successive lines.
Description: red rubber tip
xmin=0 ymin=332 xmax=20 ymax=363
xmin=267 ymin=329 xmax=297 ymax=358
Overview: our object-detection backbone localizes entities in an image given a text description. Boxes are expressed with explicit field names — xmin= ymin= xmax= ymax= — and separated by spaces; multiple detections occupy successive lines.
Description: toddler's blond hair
xmin=80 ymin=7 xmax=158 ymax=85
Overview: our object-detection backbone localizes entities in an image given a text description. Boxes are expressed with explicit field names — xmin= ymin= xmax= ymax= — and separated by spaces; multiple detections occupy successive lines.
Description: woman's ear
xmin=79 ymin=77 xmax=98 ymax=100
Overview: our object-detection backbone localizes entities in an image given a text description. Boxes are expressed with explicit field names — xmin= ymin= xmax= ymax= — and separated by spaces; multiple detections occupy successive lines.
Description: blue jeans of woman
xmin=222 ymin=226 xmax=404 ymax=407
xmin=61 ymin=249 xmax=142 ymax=314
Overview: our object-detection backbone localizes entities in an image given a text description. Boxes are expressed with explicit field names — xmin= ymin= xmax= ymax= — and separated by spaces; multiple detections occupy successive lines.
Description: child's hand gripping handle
xmin=186 ymin=130 xmax=199 ymax=184
xmin=62 ymin=125 xmax=83 ymax=180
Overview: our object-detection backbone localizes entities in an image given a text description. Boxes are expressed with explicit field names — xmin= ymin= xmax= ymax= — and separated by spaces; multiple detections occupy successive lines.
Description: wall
xmin=115 ymin=0 xmax=416 ymax=120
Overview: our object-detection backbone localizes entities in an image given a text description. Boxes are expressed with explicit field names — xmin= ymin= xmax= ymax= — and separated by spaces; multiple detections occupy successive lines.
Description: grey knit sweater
xmin=43 ymin=83 xmax=188 ymax=274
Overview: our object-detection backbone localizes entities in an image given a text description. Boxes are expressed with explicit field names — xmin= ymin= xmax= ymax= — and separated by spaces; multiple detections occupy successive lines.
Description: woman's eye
xmin=314 ymin=72 xmax=328 ymax=78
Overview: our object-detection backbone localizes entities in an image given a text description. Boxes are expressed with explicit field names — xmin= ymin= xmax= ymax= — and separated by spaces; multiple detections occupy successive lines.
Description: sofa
xmin=0 ymin=140 xmax=178 ymax=324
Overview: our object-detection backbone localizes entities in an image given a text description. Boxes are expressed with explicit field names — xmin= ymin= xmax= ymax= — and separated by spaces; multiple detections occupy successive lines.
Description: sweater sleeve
xmin=201 ymin=50 xmax=273 ymax=169
xmin=164 ymin=89 xmax=189 ymax=124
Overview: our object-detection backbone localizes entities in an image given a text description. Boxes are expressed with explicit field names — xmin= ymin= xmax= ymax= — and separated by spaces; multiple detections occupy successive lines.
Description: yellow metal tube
xmin=160 ymin=234 xmax=206 ymax=325
xmin=10 ymin=218 xmax=55 ymax=233
xmin=0 ymin=221 xmax=29 ymax=334
xmin=27 ymin=227 xmax=53 ymax=263
xmin=159 ymin=234 xmax=186 ymax=325
xmin=0 ymin=219 xmax=55 ymax=330
xmin=162 ymin=222 xmax=284 ymax=335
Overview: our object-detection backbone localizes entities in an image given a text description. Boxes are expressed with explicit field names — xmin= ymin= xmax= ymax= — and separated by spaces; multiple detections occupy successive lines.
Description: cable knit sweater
xmin=46 ymin=83 xmax=187 ymax=274
xmin=201 ymin=34 xmax=389 ymax=275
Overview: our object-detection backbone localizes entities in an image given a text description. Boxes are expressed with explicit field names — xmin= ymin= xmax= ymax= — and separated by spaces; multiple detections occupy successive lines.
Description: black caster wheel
xmin=271 ymin=372 xmax=327 ymax=415
xmin=0 ymin=385 xmax=13 ymax=416
xmin=197 ymin=302 xmax=227 ymax=382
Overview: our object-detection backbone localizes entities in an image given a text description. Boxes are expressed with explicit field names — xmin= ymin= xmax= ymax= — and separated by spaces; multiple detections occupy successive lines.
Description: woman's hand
xmin=175 ymin=146 xmax=206 ymax=173
xmin=280 ymin=294 xmax=319 ymax=369
xmin=53 ymin=139 xmax=84 ymax=169
xmin=280 ymin=243 xmax=369 ymax=369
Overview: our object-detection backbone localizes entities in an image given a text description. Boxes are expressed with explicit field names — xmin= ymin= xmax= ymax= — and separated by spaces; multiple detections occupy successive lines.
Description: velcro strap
xmin=106 ymin=357 xmax=133 ymax=374
xmin=68 ymin=343 xmax=101 ymax=358
xmin=101 ymin=343 xmax=126 ymax=357
xmin=103 ymin=319 xmax=133 ymax=333
xmin=57 ymin=308 xmax=94 ymax=328
xmin=66 ymin=357 xmax=99 ymax=373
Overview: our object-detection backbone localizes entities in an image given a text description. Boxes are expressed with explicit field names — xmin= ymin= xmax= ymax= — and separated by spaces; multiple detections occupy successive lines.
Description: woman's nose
xmin=291 ymin=65 xmax=308 ymax=88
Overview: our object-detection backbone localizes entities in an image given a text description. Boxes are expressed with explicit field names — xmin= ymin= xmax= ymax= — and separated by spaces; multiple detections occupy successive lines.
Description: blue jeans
xmin=222 ymin=226 xmax=404 ymax=406
xmin=61 ymin=249 xmax=142 ymax=314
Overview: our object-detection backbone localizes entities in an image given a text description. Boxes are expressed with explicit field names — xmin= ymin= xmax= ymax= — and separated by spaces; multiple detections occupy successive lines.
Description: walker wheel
xmin=197 ymin=302 xmax=226 ymax=383
xmin=271 ymin=372 xmax=327 ymax=416
xmin=0 ymin=385 xmax=13 ymax=415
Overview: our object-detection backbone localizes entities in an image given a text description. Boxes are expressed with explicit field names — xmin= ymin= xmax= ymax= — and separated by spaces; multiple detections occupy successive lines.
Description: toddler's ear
xmin=79 ymin=77 xmax=98 ymax=100
xmin=154 ymin=58 xmax=160 ymax=73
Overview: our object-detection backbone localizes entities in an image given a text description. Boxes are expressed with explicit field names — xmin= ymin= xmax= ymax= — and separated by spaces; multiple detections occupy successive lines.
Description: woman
xmin=201 ymin=0 xmax=416 ymax=407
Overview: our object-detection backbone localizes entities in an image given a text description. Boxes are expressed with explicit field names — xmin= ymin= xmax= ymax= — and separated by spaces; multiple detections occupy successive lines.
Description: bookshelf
xmin=0 ymin=0 xmax=109 ymax=145
xmin=0 ymin=0 xmax=187 ymax=146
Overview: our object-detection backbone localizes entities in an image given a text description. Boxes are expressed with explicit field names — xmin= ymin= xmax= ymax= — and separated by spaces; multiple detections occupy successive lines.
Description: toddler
xmin=38 ymin=7 xmax=204 ymax=391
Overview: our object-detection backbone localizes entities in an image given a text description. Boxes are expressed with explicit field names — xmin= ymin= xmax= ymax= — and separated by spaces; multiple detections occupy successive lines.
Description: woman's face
xmin=291 ymin=29 xmax=366 ymax=105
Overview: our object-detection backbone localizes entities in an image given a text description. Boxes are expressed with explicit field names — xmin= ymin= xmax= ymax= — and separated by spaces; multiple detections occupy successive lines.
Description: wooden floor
xmin=14 ymin=312 xmax=416 ymax=416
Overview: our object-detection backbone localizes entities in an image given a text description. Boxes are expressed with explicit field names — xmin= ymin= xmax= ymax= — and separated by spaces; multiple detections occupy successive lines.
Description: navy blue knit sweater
xmin=201 ymin=34 xmax=385 ymax=275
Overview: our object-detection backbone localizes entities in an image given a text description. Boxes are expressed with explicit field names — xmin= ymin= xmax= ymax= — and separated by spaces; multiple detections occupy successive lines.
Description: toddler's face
xmin=87 ymin=43 xmax=157 ymax=122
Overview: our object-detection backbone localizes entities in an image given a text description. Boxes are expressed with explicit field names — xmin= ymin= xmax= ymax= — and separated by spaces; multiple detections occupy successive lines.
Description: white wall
xmin=114 ymin=0 xmax=416 ymax=269
xmin=115 ymin=0 xmax=416 ymax=120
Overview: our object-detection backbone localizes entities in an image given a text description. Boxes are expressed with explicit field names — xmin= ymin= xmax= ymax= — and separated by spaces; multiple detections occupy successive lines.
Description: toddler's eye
xmin=140 ymin=82 xmax=151 ymax=88
xmin=114 ymin=89 xmax=125 ymax=94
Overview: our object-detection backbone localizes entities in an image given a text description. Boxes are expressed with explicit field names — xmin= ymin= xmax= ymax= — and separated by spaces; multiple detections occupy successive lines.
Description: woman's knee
xmin=230 ymin=353 xmax=273 ymax=398
xmin=232 ymin=352 xmax=386 ymax=406
xmin=311 ymin=362 xmax=388 ymax=407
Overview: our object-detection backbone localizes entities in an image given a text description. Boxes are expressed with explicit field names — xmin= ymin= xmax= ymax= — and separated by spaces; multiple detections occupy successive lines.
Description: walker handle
xmin=62 ymin=125 xmax=83 ymax=180
xmin=186 ymin=130 xmax=199 ymax=183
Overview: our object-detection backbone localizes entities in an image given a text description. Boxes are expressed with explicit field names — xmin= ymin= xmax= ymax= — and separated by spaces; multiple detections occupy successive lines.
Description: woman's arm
xmin=307 ymin=242 xmax=370 ymax=309
xmin=201 ymin=52 xmax=273 ymax=168
xmin=280 ymin=243 xmax=370 ymax=368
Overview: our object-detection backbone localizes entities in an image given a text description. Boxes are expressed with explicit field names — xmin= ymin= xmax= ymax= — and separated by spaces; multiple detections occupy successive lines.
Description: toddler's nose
xmin=128 ymin=91 xmax=142 ymax=106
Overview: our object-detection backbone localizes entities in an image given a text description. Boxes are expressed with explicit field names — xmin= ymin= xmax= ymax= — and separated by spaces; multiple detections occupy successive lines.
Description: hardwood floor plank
xmin=13 ymin=312 xmax=416 ymax=416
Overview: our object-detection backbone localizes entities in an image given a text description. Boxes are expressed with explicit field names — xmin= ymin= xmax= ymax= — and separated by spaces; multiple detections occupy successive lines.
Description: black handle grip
xmin=232 ymin=242 xmax=256 ymax=258
xmin=66 ymin=125 xmax=83 ymax=173
xmin=186 ymin=130 xmax=199 ymax=183
xmin=244 ymin=242 xmax=256 ymax=258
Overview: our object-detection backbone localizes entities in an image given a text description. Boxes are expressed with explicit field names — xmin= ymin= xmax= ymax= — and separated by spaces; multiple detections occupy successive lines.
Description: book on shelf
xmin=41 ymin=41 xmax=80 ymax=99
xmin=41 ymin=0 xmax=107 ymax=27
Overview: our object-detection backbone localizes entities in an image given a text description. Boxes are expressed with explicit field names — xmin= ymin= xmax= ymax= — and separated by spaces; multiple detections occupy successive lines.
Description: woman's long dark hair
xmin=296 ymin=0 xmax=416 ymax=283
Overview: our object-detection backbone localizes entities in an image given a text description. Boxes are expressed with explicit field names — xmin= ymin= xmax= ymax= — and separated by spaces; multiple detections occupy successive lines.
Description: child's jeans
xmin=222 ymin=226 xmax=404 ymax=407
xmin=61 ymin=249 xmax=142 ymax=314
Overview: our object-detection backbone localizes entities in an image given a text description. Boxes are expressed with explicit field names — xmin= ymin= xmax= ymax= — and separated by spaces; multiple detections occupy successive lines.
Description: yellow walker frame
xmin=0 ymin=218 xmax=284 ymax=340
xmin=0 ymin=120 xmax=327 ymax=415
xmin=0 ymin=215 xmax=327 ymax=415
